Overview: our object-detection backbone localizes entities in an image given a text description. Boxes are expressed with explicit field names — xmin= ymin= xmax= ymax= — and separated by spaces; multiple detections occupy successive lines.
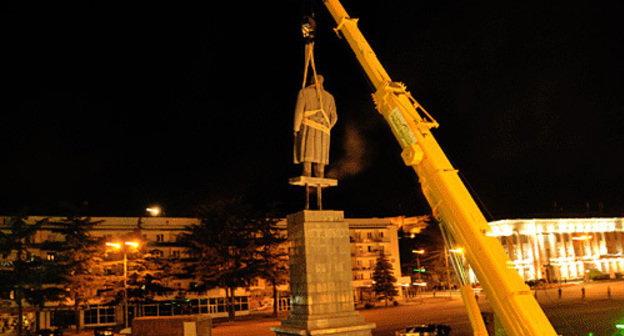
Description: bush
xmin=392 ymin=301 xmax=399 ymax=306
xmin=364 ymin=303 xmax=374 ymax=309
xmin=587 ymin=269 xmax=609 ymax=281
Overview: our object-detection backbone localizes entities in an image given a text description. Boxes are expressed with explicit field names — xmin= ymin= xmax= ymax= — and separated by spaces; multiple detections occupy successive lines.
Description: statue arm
xmin=328 ymin=94 xmax=337 ymax=128
xmin=294 ymin=90 xmax=305 ymax=133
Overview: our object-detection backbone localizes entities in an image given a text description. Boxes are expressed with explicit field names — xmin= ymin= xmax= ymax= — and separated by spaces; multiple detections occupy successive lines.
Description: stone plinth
xmin=272 ymin=210 xmax=374 ymax=336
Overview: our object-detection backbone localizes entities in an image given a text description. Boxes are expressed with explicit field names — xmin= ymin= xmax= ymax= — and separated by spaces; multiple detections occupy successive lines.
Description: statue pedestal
xmin=271 ymin=210 xmax=375 ymax=336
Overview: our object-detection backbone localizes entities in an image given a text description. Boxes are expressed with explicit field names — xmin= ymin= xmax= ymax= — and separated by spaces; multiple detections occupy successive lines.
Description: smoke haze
xmin=328 ymin=124 xmax=368 ymax=179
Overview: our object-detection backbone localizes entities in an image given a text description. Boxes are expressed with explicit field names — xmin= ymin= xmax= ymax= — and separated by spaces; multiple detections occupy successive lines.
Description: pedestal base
xmin=272 ymin=322 xmax=375 ymax=336
xmin=272 ymin=210 xmax=374 ymax=336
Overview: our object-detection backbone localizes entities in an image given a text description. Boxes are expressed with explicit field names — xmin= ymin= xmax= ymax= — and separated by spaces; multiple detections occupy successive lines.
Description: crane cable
xmin=300 ymin=41 xmax=331 ymax=134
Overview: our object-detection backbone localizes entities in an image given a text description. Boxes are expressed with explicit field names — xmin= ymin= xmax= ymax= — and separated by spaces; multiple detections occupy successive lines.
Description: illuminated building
xmin=488 ymin=218 xmax=624 ymax=282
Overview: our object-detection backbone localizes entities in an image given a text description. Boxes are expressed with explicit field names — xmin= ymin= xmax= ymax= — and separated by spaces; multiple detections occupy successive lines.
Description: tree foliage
xmin=0 ymin=216 xmax=66 ymax=335
xmin=55 ymin=216 xmax=107 ymax=332
xmin=371 ymin=254 xmax=398 ymax=307
xmin=253 ymin=208 xmax=288 ymax=317
xmin=182 ymin=198 xmax=280 ymax=320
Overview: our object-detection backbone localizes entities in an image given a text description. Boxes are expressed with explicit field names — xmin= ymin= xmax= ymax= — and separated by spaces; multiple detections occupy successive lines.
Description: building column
xmin=599 ymin=232 xmax=607 ymax=255
xmin=505 ymin=235 xmax=515 ymax=261
xmin=514 ymin=231 xmax=526 ymax=280
xmin=615 ymin=231 xmax=624 ymax=254
xmin=531 ymin=234 xmax=543 ymax=280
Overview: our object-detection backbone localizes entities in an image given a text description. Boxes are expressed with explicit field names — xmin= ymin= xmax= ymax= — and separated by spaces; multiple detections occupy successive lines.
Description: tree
xmin=182 ymin=198 xmax=265 ymax=320
xmin=56 ymin=216 xmax=106 ymax=333
xmin=371 ymin=254 xmax=398 ymax=307
xmin=254 ymin=211 xmax=288 ymax=317
xmin=0 ymin=215 xmax=66 ymax=336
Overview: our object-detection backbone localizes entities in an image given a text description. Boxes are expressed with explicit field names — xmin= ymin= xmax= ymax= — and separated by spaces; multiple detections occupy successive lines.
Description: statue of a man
xmin=293 ymin=74 xmax=337 ymax=178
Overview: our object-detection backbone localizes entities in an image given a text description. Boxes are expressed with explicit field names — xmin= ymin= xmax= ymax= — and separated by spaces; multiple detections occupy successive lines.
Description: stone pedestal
xmin=272 ymin=210 xmax=375 ymax=336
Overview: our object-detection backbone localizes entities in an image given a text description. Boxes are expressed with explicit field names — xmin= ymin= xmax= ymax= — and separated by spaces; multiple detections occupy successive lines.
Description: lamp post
xmin=106 ymin=241 xmax=139 ymax=328
xmin=447 ymin=248 xmax=463 ymax=291
xmin=411 ymin=249 xmax=425 ymax=296
xmin=412 ymin=249 xmax=425 ymax=278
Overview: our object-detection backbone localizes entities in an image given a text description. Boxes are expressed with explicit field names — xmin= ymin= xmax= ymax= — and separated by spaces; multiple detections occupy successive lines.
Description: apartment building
xmin=1 ymin=215 xmax=419 ymax=330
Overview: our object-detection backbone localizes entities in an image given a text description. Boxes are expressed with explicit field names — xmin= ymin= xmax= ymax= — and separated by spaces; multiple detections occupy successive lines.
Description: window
xmin=46 ymin=252 xmax=56 ymax=261
xmin=367 ymin=232 xmax=372 ymax=239
xmin=172 ymin=250 xmax=181 ymax=258
xmin=143 ymin=305 xmax=157 ymax=316
xmin=84 ymin=307 xmax=115 ymax=325
xmin=84 ymin=309 xmax=98 ymax=325
xmin=99 ymin=308 xmax=115 ymax=324
xmin=156 ymin=234 xmax=164 ymax=242
xmin=208 ymin=296 xmax=249 ymax=313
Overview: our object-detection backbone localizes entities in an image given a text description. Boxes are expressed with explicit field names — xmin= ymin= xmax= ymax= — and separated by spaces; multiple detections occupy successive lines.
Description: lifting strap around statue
xmin=301 ymin=42 xmax=330 ymax=134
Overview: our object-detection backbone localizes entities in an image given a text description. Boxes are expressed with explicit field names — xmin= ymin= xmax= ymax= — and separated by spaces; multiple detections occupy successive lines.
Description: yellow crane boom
xmin=321 ymin=1 xmax=559 ymax=335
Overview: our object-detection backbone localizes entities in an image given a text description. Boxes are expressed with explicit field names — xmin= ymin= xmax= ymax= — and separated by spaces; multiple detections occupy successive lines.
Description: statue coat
xmin=293 ymin=85 xmax=337 ymax=165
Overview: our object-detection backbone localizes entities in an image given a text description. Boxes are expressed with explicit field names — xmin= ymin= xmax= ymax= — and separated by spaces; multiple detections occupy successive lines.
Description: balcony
xmin=351 ymin=250 xmax=391 ymax=257
xmin=350 ymin=236 xmax=391 ymax=243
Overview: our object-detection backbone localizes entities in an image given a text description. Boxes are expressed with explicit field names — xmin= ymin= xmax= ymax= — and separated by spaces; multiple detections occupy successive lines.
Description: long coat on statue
xmin=293 ymin=84 xmax=337 ymax=165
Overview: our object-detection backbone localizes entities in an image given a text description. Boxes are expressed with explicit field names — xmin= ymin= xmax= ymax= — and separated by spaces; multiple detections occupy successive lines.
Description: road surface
xmin=212 ymin=281 xmax=624 ymax=336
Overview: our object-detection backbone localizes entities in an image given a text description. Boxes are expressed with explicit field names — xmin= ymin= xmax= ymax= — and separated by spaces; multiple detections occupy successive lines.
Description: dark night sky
xmin=3 ymin=1 xmax=624 ymax=219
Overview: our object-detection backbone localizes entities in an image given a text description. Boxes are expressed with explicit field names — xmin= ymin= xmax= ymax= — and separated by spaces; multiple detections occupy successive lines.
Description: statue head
xmin=309 ymin=74 xmax=324 ymax=87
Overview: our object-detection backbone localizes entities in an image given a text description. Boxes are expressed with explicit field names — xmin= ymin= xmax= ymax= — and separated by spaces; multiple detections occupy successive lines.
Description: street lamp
xmin=411 ymin=249 xmax=425 ymax=296
xmin=146 ymin=206 xmax=162 ymax=216
xmin=106 ymin=241 xmax=139 ymax=328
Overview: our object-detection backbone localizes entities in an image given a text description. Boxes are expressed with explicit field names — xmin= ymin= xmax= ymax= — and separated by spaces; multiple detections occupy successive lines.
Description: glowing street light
xmin=411 ymin=249 xmax=426 ymax=287
xmin=572 ymin=235 xmax=592 ymax=241
xmin=146 ymin=206 xmax=161 ymax=216
xmin=449 ymin=248 xmax=464 ymax=254
xmin=106 ymin=241 xmax=139 ymax=328
xmin=106 ymin=242 xmax=121 ymax=249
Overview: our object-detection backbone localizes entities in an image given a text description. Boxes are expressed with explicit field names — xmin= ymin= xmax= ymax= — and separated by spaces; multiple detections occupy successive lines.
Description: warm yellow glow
xmin=106 ymin=241 xmax=139 ymax=249
xmin=125 ymin=241 xmax=139 ymax=248
xmin=412 ymin=249 xmax=425 ymax=254
xmin=146 ymin=206 xmax=161 ymax=216
xmin=572 ymin=235 xmax=592 ymax=241
xmin=449 ymin=248 xmax=463 ymax=254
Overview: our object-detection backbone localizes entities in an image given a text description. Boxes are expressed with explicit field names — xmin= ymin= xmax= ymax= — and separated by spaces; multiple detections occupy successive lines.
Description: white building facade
xmin=488 ymin=217 xmax=624 ymax=282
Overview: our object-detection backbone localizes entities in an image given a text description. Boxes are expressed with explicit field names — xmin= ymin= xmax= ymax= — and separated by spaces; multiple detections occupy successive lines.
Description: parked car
xmin=93 ymin=326 xmax=117 ymax=336
xmin=395 ymin=324 xmax=451 ymax=336
xmin=33 ymin=328 xmax=63 ymax=336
